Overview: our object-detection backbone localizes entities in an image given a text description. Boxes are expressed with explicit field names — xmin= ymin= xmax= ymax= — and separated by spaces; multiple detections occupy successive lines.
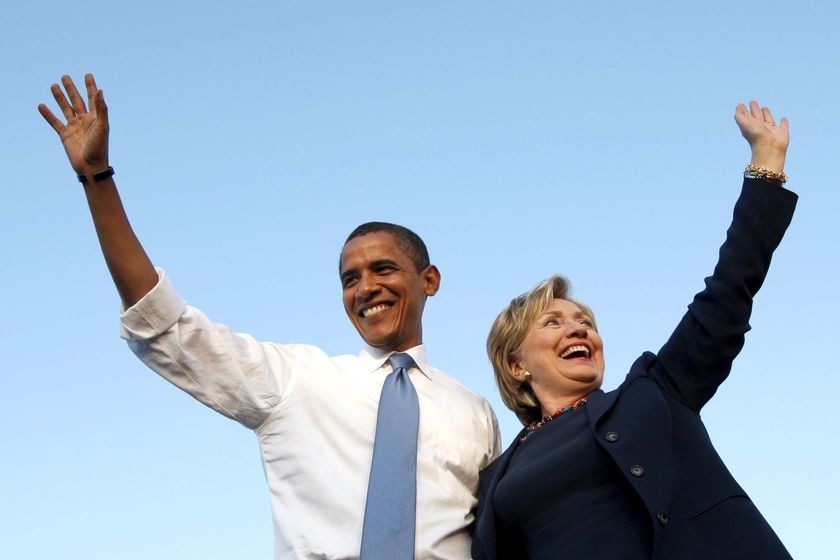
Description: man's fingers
xmin=61 ymin=75 xmax=87 ymax=117
xmin=51 ymin=82 xmax=75 ymax=121
xmin=93 ymin=89 xmax=109 ymax=126
xmin=37 ymin=103 xmax=65 ymax=133
xmin=84 ymin=73 xmax=99 ymax=111
xmin=44 ymin=74 xmax=104 ymax=129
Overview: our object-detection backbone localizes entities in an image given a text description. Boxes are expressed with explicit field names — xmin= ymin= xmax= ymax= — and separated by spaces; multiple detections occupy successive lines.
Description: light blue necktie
xmin=359 ymin=352 xmax=419 ymax=560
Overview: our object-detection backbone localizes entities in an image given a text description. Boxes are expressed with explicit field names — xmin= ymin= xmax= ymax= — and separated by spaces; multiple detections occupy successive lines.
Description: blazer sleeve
xmin=652 ymin=177 xmax=797 ymax=412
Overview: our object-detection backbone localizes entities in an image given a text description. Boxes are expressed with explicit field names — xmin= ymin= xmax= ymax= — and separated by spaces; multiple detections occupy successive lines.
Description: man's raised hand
xmin=38 ymin=73 xmax=110 ymax=177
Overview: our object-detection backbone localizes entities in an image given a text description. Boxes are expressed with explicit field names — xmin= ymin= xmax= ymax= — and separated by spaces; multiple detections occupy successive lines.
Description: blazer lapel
xmin=587 ymin=352 xmax=676 ymax=532
xmin=587 ymin=352 xmax=658 ymax=424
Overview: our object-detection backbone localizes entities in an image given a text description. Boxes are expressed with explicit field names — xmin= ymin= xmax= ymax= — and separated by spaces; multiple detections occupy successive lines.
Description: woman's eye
xmin=581 ymin=319 xmax=594 ymax=328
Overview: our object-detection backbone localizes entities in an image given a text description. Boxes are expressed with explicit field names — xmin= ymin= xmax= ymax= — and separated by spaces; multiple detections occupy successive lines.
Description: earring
xmin=522 ymin=371 xmax=531 ymax=380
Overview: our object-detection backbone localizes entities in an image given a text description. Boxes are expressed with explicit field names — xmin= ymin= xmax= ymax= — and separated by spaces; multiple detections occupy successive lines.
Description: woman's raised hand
xmin=735 ymin=100 xmax=789 ymax=172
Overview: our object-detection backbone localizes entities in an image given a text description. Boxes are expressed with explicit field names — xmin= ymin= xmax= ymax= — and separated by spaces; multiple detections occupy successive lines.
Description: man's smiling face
xmin=340 ymin=231 xmax=440 ymax=351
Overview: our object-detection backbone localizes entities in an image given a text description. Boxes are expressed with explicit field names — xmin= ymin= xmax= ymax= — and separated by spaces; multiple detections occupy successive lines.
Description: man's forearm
xmin=83 ymin=177 xmax=158 ymax=308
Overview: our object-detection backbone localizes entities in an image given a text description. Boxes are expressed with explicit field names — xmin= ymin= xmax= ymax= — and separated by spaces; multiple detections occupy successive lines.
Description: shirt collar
xmin=358 ymin=343 xmax=432 ymax=380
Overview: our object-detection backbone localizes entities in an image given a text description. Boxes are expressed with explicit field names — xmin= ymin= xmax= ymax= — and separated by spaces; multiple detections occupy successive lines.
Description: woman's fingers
xmin=761 ymin=106 xmax=776 ymax=126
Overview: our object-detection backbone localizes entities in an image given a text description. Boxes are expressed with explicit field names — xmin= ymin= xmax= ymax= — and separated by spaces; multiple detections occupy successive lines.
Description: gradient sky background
xmin=3 ymin=1 xmax=838 ymax=558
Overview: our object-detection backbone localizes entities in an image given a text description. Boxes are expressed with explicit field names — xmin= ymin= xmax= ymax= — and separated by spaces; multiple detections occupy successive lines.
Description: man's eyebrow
xmin=370 ymin=258 xmax=399 ymax=268
xmin=340 ymin=258 xmax=399 ymax=279
xmin=339 ymin=267 xmax=358 ymax=280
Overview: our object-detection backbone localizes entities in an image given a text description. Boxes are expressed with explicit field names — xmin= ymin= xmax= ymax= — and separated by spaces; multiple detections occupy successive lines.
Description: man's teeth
xmin=362 ymin=304 xmax=389 ymax=317
xmin=560 ymin=345 xmax=590 ymax=359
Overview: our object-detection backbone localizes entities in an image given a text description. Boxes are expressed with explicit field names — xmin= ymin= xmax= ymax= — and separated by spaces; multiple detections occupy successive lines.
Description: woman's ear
xmin=509 ymin=356 xmax=529 ymax=382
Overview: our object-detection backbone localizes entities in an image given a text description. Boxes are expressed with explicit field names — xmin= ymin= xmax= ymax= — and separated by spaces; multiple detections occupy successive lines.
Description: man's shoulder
xmin=427 ymin=364 xmax=493 ymax=407
xmin=427 ymin=363 xmax=501 ymax=456
xmin=260 ymin=342 xmax=362 ymax=368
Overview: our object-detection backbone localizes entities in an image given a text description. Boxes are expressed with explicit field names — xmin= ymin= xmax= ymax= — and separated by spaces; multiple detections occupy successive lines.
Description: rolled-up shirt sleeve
xmin=120 ymin=268 xmax=187 ymax=340
xmin=120 ymin=268 xmax=282 ymax=429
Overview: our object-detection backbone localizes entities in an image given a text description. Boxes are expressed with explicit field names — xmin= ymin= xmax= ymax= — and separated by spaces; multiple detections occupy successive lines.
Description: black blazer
xmin=473 ymin=179 xmax=797 ymax=560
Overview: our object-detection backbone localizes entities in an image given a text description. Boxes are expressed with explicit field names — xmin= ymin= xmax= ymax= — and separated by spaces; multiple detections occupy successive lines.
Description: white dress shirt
xmin=120 ymin=269 xmax=501 ymax=559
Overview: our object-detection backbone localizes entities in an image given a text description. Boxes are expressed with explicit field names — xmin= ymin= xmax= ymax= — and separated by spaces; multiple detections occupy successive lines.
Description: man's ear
xmin=423 ymin=265 xmax=441 ymax=296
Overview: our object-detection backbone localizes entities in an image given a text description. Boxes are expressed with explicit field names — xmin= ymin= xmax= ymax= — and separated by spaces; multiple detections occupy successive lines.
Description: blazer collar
xmin=587 ymin=352 xmax=657 ymax=425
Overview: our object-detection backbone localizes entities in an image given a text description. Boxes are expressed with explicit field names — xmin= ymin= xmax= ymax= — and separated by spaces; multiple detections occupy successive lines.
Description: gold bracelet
xmin=744 ymin=164 xmax=787 ymax=185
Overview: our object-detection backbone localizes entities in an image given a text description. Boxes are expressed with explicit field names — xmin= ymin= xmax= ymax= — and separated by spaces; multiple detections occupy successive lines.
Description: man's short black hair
xmin=342 ymin=222 xmax=430 ymax=271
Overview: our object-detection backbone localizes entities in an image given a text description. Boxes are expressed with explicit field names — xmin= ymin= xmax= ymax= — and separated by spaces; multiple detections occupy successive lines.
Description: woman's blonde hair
xmin=486 ymin=275 xmax=596 ymax=425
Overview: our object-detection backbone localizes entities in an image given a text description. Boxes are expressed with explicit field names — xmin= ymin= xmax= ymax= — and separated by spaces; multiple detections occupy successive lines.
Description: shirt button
xmin=604 ymin=431 xmax=620 ymax=442
xmin=657 ymin=511 xmax=669 ymax=526
xmin=630 ymin=464 xmax=645 ymax=477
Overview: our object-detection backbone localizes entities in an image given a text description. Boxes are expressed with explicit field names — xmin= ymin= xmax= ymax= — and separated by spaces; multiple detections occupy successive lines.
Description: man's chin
xmin=358 ymin=330 xmax=395 ymax=350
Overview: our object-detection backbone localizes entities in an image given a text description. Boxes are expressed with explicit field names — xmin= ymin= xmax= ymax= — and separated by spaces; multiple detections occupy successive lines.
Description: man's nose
xmin=356 ymin=273 xmax=379 ymax=299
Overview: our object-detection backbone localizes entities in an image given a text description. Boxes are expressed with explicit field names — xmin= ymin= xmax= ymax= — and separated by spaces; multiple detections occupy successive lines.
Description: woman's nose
xmin=565 ymin=321 xmax=588 ymax=337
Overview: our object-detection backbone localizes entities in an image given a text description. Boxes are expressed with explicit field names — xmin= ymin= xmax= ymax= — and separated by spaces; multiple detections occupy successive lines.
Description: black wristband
xmin=78 ymin=166 xmax=115 ymax=184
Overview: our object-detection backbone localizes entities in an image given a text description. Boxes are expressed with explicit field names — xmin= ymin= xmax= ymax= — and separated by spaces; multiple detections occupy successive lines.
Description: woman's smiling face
xmin=511 ymin=298 xmax=605 ymax=412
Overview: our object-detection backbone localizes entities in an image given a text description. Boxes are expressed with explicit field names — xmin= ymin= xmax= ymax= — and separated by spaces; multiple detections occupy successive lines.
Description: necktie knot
xmin=389 ymin=352 xmax=415 ymax=372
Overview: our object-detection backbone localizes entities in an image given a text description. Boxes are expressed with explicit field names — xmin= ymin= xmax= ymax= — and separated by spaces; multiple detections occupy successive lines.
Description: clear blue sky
xmin=3 ymin=1 xmax=838 ymax=558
